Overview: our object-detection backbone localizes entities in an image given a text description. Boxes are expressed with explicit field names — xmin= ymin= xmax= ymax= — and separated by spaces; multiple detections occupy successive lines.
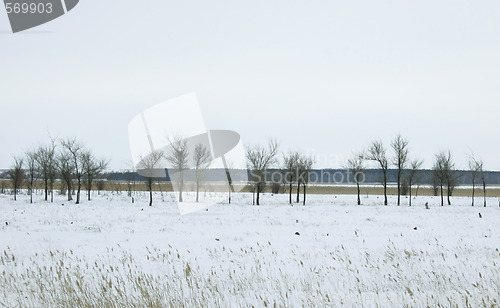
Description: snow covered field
xmin=1 ymin=191 xmax=499 ymax=307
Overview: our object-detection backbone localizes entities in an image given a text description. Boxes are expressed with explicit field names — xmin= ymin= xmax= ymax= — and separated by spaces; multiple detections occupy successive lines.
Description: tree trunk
xmin=397 ymin=170 xmax=401 ymax=206
xmin=252 ymin=186 xmax=255 ymax=205
xmin=383 ymin=185 xmax=388 ymax=206
xmin=409 ymin=184 xmax=412 ymax=207
xmin=471 ymin=179 xmax=475 ymax=206
xmin=50 ymin=185 xmax=54 ymax=203
xmin=447 ymin=188 xmax=452 ymax=205
xmin=179 ymin=171 xmax=184 ymax=202
xmin=356 ymin=182 xmax=360 ymax=205
xmin=289 ymin=182 xmax=293 ymax=204
xmin=196 ymin=181 xmax=199 ymax=202
xmin=256 ymin=185 xmax=260 ymax=205
xmin=303 ymin=183 xmax=306 ymax=205
xmin=296 ymin=182 xmax=300 ymax=203
xmin=87 ymin=179 xmax=92 ymax=201
xmin=440 ymin=184 xmax=444 ymax=206
xmin=76 ymin=179 xmax=81 ymax=204
xmin=67 ymin=181 xmax=73 ymax=201
xmin=44 ymin=179 xmax=48 ymax=201
xmin=149 ymin=189 xmax=153 ymax=206
xmin=483 ymin=180 xmax=486 ymax=207
xmin=383 ymin=173 xmax=388 ymax=206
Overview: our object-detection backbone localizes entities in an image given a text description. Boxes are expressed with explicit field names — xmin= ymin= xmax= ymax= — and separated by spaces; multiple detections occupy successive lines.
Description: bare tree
xmin=224 ymin=159 xmax=235 ymax=204
xmin=391 ymin=134 xmax=409 ymax=206
xmin=82 ymin=151 xmax=108 ymax=201
xmin=283 ymin=152 xmax=300 ymax=204
xmin=468 ymin=154 xmax=480 ymax=207
xmin=165 ymin=137 xmax=190 ymax=203
xmin=246 ymin=139 xmax=278 ymax=205
xmin=8 ymin=156 xmax=24 ymax=201
xmin=60 ymin=138 xmax=86 ymax=204
xmin=444 ymin=154 xmax=459 ymax=206
xmin=25 ymin=149 xmax=38 ymax=204
xmin=367 ymin=140 xmax=389 ymax=205
xmin=35 ymin=141 xmax=57 ymax=202
xmin=125 ymin=161 xmax=137 ymax=203
xmin=481 ymin=166 xmax=487 ymax=208
xmin=137 ymin=150 xmax=164 ymax=206
xmin=193 ymin=143 xmax=211 ymax=202
xmin=56 ymin=150 xmax=74 ymax=201
xmin=406 ymin=159 xmax=423 ymax=206
xmin=433 ymin=152 xmax=446 ymax=206
xmin=433 ymin=151 xmax=458 ymax=206
xmin=468 ymin=154 xmax=486 ymax=207
xmin=295 ymin=160 xmax=303 ymax=203
xmin=346 ymin=152 xmax=365 ymax=205
xmin=297 ymin=155 xmax=314 ymax=205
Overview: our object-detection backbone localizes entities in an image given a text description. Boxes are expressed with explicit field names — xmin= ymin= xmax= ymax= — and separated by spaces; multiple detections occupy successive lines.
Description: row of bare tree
xmin=245 ymin=140 xmax=315 ymax=206
xmin=137 ymin=137 xmax=212 ymax=206
xmin=8 ymin=137 xmax=108 ymax=203
xmin=7 ymin=135 xmax=490 ymax=208
xmin=347 ymin=134 xmax=488 ymax=207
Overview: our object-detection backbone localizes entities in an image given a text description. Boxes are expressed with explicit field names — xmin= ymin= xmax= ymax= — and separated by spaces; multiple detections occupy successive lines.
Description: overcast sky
xmin=1 ymin=0 xmax=499 ymax=171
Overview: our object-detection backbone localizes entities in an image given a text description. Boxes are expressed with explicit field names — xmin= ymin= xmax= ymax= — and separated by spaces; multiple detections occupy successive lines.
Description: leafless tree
xmin=165 ymin=137 xmax=190 ymax=203
xmin=444 ymin=155 xmax=460 ymax=206
xmin=433 ymin=151 xmax=458 ymax=206
xmin=406 ymin=159 xmax=423 ymax=206
xmin=346 ymin=152 xmax=365 ymax=205
xmin=468 ymin=154 xmax=486 ymax=207
xmin=224 ymin=159 xmax=235 ymax=204
xmin=433 ymin=152 xmax=446 ymax=206
xmin=283 ymin=152 xmax=300 ymax=204
xmin=25 ymin=149 xmax=38 ymax=204
xmin=246 ymin=139 xmax=278 ymax=205
xmin=82 ymin=151 xmax=109 ymax=201
xmin=193 ymin=143 xmax=211 ymax=202
xmin=391 ymin=134 xmax=409 ymax=206
xmin=60 ymin=138 xmax=85 ymax=204
xmin=294 ymin=154 xmax=311 ymax=204
xmin=297 ymin=155 xmax=314 ymax=205
xmin=481 ymin=168 xmax=487 ymax=208
xmin=56 ymin=150 xmax=74 ymax=201
xmin=125 ymin=161 xmax=137 ymax=202
xmin=8 ymin=156 xmax=24 ymax=201
xmin=367 ymin=140 xmax=389 ymax=205
xmin=35 ymin=141 xmax=57 ymax=202
xmin=468 ymin=155 xmax=480 ymax=207
xmin=137 ymin=150 xmax=164 ymax=206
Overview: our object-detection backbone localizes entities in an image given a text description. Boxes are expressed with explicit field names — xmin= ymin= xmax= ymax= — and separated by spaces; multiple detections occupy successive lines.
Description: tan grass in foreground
xmin=1 ymin=244 xmax=499 ymax=307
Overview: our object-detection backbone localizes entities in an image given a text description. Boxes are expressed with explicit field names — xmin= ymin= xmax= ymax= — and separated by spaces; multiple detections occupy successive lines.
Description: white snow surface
xmin=1 ymin=191 xmax=499 ymax=307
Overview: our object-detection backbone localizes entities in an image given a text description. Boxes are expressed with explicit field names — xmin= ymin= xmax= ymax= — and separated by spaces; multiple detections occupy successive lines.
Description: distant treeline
xmin=2 ymin=168 xmax=499 ymax=185
xmin=102 ymin=168 xmax=500 ymax=185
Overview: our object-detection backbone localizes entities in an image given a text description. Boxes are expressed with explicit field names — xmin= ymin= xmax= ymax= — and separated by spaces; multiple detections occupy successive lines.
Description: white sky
xmin=1 ymin=0 xmax=499 ymax=171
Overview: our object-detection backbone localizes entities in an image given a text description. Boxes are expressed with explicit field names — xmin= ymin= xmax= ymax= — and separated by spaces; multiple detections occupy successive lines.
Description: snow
xmin=1 ymin=191 xmax=499 ymax=307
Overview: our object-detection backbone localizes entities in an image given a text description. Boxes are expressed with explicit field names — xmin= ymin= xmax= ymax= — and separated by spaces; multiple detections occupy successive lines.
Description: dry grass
xmin=1 ymin=243 xmax=499 ymax=307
